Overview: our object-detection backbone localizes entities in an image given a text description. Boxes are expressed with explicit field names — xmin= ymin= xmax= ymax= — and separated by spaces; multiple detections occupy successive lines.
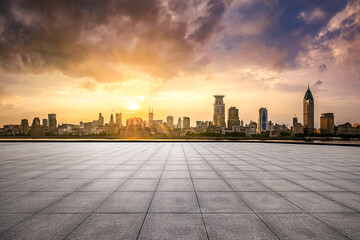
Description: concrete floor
xmin=0 ymin=142 xmax=359 ymax=240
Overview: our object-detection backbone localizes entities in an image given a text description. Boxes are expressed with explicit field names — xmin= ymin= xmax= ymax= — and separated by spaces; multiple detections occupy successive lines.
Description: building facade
xmin=303 ymin=86 xmax=314 ymax=134
xmin=213 ymin=95 xmax=225 ymax=128
xmin=116 ymin=113 xmax=122 ymax=128
xmin=228 ymin=107 xmax=240 ymax=130
xmin=258 ymin=108 xmax=268 ymax=132
xmin=320 ymin=113 xmax=334 ymax=135
xmin=98 ymin=113 xmax=104 ymax=126
xmin=183 ymin=117 xmax=190 ymax=130
xmin=166 ymin=115 xmax=174 ymax=130
xmin=48 ymin=114 xmax=57 ymax=129
xmin=20 ymin=119 xmax=29 ymax=135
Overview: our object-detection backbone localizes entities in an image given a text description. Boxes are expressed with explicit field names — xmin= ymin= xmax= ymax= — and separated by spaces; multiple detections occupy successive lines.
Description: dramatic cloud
xmin=0 ymin=0 xmax=230 ymax=82
xmin=0 ymin=0 xmax=359 ymax=126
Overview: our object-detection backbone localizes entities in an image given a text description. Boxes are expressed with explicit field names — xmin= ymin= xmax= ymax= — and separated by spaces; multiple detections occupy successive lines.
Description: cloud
xmin=0 ymin=85 xmax=23 ymax=108
xmin=315 ymin=79 xmax=323 ymax=86
xmin=298 ymin=8 xmax=326 ymax=24
xmin=319 ymin=64 xmax=327 ymax=72
xmin=316 ymin=0 xmax=360 ymax=76
xmin=0 ymin=0 xmax=231 ymax=82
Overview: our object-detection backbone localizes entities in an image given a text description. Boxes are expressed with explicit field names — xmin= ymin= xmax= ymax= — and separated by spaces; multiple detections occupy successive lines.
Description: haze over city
xmin=0 ymin=0 xmax=359 ymax=127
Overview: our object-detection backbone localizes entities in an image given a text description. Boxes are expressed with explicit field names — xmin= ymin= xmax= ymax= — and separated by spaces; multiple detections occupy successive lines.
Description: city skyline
xmin=0 ymin=85 xmax=358 ymax=129
xmin=0 ymin=1 xmax=359 ymax=127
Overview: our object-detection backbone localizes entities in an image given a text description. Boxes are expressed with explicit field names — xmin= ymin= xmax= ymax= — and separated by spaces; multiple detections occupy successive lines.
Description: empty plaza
xmin=0 ymin=142 xmax=359 ymax=240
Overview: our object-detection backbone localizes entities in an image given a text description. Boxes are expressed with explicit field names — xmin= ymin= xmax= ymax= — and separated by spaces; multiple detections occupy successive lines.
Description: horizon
xmin=0 ymin=0 xmax=359 ymax=128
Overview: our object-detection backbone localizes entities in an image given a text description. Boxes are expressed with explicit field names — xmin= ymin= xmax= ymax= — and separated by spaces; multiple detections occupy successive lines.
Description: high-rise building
xmin=116 ymin=113 xmax=122 ymax=127
xmin=177 ymin=117 xmax=182 ymax=129
xmin=293 ymin=116 xmax=298 ymax=125
xmin=148 ymin=106 xmax=154 ymax=128
xmin=42 ymin=118 xmax=48 ymax=127
xmin=109 ymin=114 xmax=115 ymax=124
xmin=320 ymin=113 xmax=334 ymax=135
xmin=213 ymin=95 xmax=225 ymax=128
xmin=98 ymin=113 xmax=104 ymax=126
xmin=20 ymin=119 xmax=29 ymax=135
xmin=258 ymin=108 xmax=268 ymax=132
xmin=303 ymin=86 xmax=314 ymax=134
xmin=228 ymin=107 xmax=240 ymax=130
xmin=48 ymin=114 xmax=57 ymax=129
xmin=166 ymin=115 xmax=174 ymax=130
xmin=31 ymin=117 xmax=45 ymax=137
xmin=183 ymin=117 xmax=190 ymax=129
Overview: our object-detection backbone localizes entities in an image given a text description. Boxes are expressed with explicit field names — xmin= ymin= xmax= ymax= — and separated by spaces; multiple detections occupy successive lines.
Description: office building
xmin=147 ymin=107 xmax=154 ymax=128
xmin=48 ymin=114 xmax=57 ymax=129
xmin=42 ymin=118 xmax=48 ymax=127
xmin=20 ymin=119 xmax=29 ymax=135
xmin=258 ymin=108 xmax=268 ymax=132
xmin=31 ymin=117 xmax=45 ymax=137
xmin=183 ymin=117 xmax=190 ymax=129
xmin=177 ymin=117 xmax=182 ymax=129
xmin=303 ymin=86 xmax=314 ymax=134
xmin=167 ymin=115 xmax=174 ymax=130
xmin=116 ymin=113 xmax=122 ymax=127
xmin=293 ymin=116 xmax=298 ymax=125
xmin=213 ymin=95 xmax=225 ymax=128
xmin=320 ymin=113 xmax=334 ymax=135
xmin=98 ymin=113 xmax=104 ymax=126
xmin=228 ymin=107 xmax=240 ymax=130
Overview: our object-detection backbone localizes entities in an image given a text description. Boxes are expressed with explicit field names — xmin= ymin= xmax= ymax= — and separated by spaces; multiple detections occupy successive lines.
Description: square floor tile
xmin=203 ymin=214 xmax=277 ymax=240
xmin=198 ymin=192 xmax=250 ymax=213
xmin=66 ymin=213 xmax=145 ymax=240
xmin=193 ymin=179 xmax=232 ymax=192
xmin=157 ymin=179 xmax=194 ymax=192
xmin=238 ymin=192 xmax=303 ymax=213
xmin=260 ymin=213 xmax=348 ymax=240
xmin=149 ymin=192 xmax=199 ymax=213
xmin=138 ymin=214 xmax=207 ymax=240
xmin=96 ymin=192 xmax=153 ymax=213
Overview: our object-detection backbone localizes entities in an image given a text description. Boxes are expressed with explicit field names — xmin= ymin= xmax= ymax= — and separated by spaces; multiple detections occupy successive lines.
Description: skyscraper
xmin=42 ymin=118 xmax=48 ymax=127
xmin=177 ymin=117 xmax=182 ymax=129
xmin=20 ymin=119 xmax=29 ymax=135
xmin=320 ymin=113 xmax=334 ymax=135
xmin=116 ymin=113 xmax=122 ymax=127
xmin=98 ymin=113 xmax=104 ymax=126
xmin=148 ymin=106 xmax=154 ymax=128
xmin=258 ymin=108 xmax=268 ymax=132
xmin=293 ymin=116 xmax=298 ymax=125
xmin=166 ymin=115 xmax=174 ymax=130
xmin=303 ymin=86 xmax=314 ymax=134
xmin=183 ymin=117 xmax=190 ymax=129
xmin=228 ymin=107 xmax=240 ymax=130
xmin=213 ymin=95 xmax=225 ymax=128
xmin=48 ymin=114 xmax=57 ymax=129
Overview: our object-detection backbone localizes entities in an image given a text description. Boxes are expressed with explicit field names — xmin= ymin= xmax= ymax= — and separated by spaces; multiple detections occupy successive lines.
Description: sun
xmin=128 ymin=102 xmax=139 ymax=110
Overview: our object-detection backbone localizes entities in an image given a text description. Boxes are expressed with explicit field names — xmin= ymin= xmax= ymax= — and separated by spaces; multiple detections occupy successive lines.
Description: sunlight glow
xmin=128 ymin=102 xmax=139 ymax=110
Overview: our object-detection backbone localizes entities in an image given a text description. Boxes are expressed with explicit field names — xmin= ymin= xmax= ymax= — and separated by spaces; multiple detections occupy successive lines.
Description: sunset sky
xmin=0 ymin=0 xmax=359 ymax=127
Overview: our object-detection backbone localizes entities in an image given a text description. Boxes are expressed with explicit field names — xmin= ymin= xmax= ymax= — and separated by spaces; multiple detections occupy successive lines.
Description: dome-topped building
xmin=303 ymin=85 xmax=314 ymax=134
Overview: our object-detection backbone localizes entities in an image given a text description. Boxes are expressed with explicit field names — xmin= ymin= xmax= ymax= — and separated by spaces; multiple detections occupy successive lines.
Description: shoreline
xmin=0 ymin=138 xmax=359 ymax=147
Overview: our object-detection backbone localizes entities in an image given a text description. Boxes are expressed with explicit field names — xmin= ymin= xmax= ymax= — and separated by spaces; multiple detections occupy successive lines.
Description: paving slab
xmin=0 ymin=142 xmax=359 ymax=239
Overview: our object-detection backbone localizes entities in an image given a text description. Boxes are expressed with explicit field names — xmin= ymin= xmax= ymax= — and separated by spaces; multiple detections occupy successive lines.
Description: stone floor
xmin=0 ymin=142 xmax=359 ymax=240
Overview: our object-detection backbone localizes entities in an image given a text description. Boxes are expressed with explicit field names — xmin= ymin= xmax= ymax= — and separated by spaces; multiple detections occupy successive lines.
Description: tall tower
xmin=98 ymin=113 xmax=104 ymax=126
xmin=48 ymin=114 xmax=57 ymax=129
xmin=116 ymin=113 xmax=122 ymax=127
xmin=147 ymin=106 xmax=154 ymax=128
xmin=303 ymin=86 xmax=314 ymax=133
xmin=213 ymin=95 xmax=225 ymax=128
xmin=228 ymin=107 xmax=240 ymax=130
xmin=166 ymin=115 xmax=174 ymax=130
xmin=258 ymin=108 xmax=268 ymax=132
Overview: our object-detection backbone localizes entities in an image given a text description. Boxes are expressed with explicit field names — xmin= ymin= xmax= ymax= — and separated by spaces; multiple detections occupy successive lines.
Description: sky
xmin=0 ymin=0 xmax=359 ymax=127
